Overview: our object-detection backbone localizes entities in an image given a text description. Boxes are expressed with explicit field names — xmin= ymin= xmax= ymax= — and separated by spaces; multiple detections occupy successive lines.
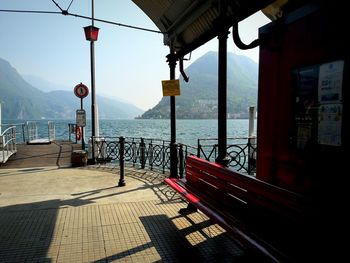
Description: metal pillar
xmin=166 ymin=51 xmax=178 ymax=178
xmin=80 ymin=98 xmax=85 ymax=150
xmin=215 ymin=0 xmax=230 ymax=166
xmin=90 ymin=0 xmax=96 ymax=163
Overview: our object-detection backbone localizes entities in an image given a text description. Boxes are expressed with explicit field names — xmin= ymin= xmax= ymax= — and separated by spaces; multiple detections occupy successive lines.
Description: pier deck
xmin=1 ymin=141 xmax=81 ymax=168
xmin=0 ymin=142 xmax=245 ymax=262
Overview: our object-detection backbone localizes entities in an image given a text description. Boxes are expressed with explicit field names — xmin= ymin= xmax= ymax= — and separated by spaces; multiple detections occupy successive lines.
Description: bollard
xmin=118 ymin=136 xmax=126 ymax=186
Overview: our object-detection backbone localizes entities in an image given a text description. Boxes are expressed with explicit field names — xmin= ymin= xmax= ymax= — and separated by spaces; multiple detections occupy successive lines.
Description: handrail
xmin=0 ymin=123 xmax=26 ymax=143
xmin=48 ymin=121 xmax=55 ymax=141
xmin=68 ymin=123 xmax=77 ymax=143
xmin=0 ymin=126 xmax=17 ymax=164
xmin=25 ymin=121 xmax=55 ymax=143
xmin=26 ymin=121 xmax=38 ymax=142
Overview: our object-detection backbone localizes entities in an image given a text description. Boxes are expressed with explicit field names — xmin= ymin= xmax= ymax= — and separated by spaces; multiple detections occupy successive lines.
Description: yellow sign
xmin=162 ymin=79 xmax=180 ymax=96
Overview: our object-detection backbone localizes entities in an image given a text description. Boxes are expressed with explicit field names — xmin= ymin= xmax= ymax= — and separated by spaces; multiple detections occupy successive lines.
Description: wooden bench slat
xmin=165 ymin=155 xmax=310 ymax=263
xmin=187 ymin=156 xmax=305 ymax=216
xmin=164 ymin=177 xmax=286 ymax=263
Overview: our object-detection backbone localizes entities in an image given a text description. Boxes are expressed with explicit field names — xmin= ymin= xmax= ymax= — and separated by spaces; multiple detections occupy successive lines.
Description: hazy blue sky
xmin=0 ymin=0 xmax=270 ymax=110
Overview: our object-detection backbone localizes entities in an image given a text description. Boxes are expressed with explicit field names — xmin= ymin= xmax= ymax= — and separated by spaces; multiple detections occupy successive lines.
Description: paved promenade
xmin=0 ymin=142 xmax=245 ymax=262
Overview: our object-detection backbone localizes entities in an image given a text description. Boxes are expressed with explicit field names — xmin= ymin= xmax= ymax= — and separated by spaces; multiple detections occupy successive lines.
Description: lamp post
xmin=83 ymin=0 xmax=99 ymax=162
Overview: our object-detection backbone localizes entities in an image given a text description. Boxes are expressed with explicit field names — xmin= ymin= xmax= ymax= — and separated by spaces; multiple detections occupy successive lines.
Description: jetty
xmin=0 ymin=141 xmax=246 ymax=262
xmin=0 ymin=0 xmax=347 ymax=261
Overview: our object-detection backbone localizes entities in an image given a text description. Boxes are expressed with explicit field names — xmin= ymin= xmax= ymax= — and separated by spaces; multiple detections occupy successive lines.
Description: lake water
xmin=2 ymin=119 xmax=256 ymax=147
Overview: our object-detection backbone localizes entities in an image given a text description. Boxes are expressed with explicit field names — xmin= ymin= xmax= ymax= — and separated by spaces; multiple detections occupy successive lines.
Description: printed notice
xmin=318 ymin=104 xmax=342 ymax=146
xmin=76 ymin=109 xmax=86 ymax=127
xmin=318 ymin=60 xmax=344 ymax=103
xmin=162 ymin=79 xmax=180 ymax=96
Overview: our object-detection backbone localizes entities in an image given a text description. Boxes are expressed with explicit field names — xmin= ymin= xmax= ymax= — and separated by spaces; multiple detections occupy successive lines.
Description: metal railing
xmin=26 ymin=121 xmax=55 ymax=143
xmin=92 ymin=137 xmax=172 ymax=173
xmin=68 ymin=123 xmax=78 ymax=143
xmin=90 ymin=136 xmax=256 ymax=176
xmin=26 ymin=121 xmax=38 ymax=142
xmin=48 ymin=121 xmax=55 ymax=141
xmin=0 ymin=126 xmax=17 ymax=164
xmin=0 ymin=123 xmax=26 ymax=143
xmin=197 ymin=137 xmax=257 ymax=175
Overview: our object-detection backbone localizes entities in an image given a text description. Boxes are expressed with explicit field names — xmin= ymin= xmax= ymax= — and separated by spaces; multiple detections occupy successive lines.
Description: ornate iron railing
xmin=92 ymin=137 xmax=172 ymax=173
xmin=197 ymin=137 xmax=257 ymax=175
xmin=90 ymin=136 xmax=256 ymax=176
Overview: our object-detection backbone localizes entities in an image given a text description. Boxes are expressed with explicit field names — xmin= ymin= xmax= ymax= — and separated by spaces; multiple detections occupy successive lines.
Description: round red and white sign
xmin=74 ymin=83 xmax=89 ymax=99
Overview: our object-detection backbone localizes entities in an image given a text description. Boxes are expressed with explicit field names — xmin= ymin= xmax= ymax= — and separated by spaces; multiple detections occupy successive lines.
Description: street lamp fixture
xmin=83 ymin=26 xmax=99 ymax=41
xmin=83 ymin=4 xmax=99 ymax=163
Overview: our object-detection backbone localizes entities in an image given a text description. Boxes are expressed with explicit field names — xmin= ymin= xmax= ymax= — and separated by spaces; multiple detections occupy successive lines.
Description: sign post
xmin=74 ymin=83 xmax=89 ymax=150
xmin=162 ymin=77 xmax=180 ymax=178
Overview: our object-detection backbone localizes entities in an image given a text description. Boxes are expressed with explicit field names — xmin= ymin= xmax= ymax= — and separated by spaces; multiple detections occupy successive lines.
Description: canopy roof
xmin=132 ymin=0 xmax=275 ymax=57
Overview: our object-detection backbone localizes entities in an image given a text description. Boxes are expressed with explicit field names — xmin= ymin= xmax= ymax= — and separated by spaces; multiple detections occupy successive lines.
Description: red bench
xmin=165 ymin=155 xmax=310 ymax=263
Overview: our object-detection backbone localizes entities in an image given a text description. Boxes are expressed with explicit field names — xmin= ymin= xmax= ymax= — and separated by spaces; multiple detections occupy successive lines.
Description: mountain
xmin=22 ymin=74 xmax=71 ymax=92
xmin=0 ymin=58 xmax=143 ymax=120
xmin=139 ymin=51 xmax=258 ymax=119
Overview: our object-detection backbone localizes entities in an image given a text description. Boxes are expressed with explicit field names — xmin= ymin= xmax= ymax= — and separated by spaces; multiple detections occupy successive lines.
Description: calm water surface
xmin=2 ymin=119 xmax=255 ymax=146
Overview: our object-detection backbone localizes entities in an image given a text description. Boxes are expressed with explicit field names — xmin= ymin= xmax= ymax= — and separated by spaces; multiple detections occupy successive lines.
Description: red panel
xmin=257 ymin=6 xmax=348 ymax=193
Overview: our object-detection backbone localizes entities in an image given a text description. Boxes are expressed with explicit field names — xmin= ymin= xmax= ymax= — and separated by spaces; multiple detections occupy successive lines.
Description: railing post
xmin=149 ymin=141 xmax=153 ymax=170
xmin=118 ymin=136 xmax=126 ymax=187
xmin=248 ymin=106 xmax=256 ymax=175
xmin=197 ymin=139 xmax=201 ymax=158
xmin=247 ymin=138 xmax=252 ymax=174
xmin=13 ymin=126 xmax=17 ymax=152
xmin=132 ymin=140 xmax=136 ymax=167
xmin=247 ymin=137 xmax=256 ymax=175
xmin=26 ymin=122 xmax=29 ymax=143
xmin=179 ymin=144 xmax=184 ymax=179
xmin=68 ymin=124 xmax=71 ymax=142
xmin=22 ymin=123 xmax=25 ymax=143
xmin=140 ymin=138 xmax=145 ymax=169
xmin=163 ymin=140 xmax=166 ymax=174
xmin=48 ymin=121 xmax=50 ymax=142
xmin=75 ymin=124 xmax=78 ymax=144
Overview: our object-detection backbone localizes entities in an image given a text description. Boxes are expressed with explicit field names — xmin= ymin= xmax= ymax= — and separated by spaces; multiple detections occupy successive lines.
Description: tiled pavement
xmin=0 ymin=165 xmax=245 ymax=262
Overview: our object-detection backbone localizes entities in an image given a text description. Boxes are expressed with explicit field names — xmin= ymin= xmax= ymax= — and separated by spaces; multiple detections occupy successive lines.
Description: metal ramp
xmin=26 ymin=121 xmax=55 ymax=145
xmin=0 ymin=126 xmax=17 ymax=164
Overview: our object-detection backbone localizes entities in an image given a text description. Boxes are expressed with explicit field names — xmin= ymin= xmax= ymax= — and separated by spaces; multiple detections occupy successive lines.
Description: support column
xmin=166 ymin=51 xmax=178 ymax=178
xmin=215 ymin=0 xmax=230 ymax=166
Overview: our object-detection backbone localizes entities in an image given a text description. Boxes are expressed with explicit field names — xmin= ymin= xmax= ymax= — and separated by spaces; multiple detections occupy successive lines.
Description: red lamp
xmin=83 ymin=26 xmax=99 ymax=41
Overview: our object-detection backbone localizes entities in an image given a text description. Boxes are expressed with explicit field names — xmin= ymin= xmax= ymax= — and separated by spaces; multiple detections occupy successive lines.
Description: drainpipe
xmin=179 ymin=57 xmax=189 ymax=82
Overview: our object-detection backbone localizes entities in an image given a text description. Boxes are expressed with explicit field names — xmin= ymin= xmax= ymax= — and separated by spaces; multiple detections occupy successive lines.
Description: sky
xmin=0 ymin=0 xmax=270 ymax=111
